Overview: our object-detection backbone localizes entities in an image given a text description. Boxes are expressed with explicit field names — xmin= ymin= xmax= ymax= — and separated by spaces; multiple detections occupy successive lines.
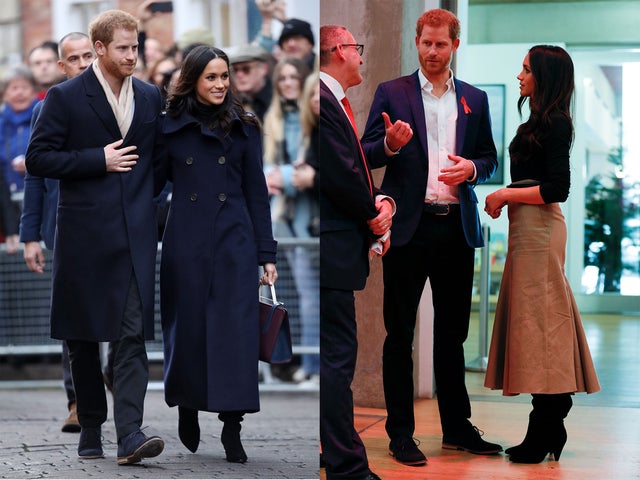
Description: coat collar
xmin=81 ymin=67 xmax=150 ymax=142
xmin=162 ymin=106 xmax=249 ymax=139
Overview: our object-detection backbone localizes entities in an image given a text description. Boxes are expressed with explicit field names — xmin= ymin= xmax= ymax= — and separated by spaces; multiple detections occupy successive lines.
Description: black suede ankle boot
xmin=508 ymin=393 xmax=572 ymax=464
xmin=178 ymin=406 xmax=200 ymax=453
xmin=219 ymin=412 xmax=247 ymax=463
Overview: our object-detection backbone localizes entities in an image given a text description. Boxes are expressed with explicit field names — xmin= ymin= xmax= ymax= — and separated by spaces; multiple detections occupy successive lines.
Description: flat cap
xmin=228 ymin=44 xmax=271 ymax=64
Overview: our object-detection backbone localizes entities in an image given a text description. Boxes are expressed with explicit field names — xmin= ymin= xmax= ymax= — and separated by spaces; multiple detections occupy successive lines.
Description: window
xmin=0 ymin=0 xmax=22 ymax=73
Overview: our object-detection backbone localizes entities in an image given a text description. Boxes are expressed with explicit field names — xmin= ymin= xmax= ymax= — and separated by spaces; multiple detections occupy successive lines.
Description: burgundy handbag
xmin=259 ymin=285 xmax=292 ymax=364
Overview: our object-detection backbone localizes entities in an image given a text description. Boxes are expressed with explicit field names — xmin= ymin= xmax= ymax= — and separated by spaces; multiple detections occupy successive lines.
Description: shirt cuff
xmin=384 ymin=137 xmax=401 ymax=156
xmin=467 ymin=161 xmax=478 ymax=182
xmin=375 ymin=194 xmax=397 ymax=215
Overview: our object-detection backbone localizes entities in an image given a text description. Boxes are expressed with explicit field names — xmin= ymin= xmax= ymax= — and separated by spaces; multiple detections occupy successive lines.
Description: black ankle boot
xmin=504 ymin=409 xmax=539 ymax=456
xmin=178 ymin=406 xmax=200 ymax=453
xmin=508 ymin=423 xmax=567 ymax=463
xmin=508 ymin=394 xmax=572 ymax=464
xmin=219 ymin=412 xmax=247 ymax=463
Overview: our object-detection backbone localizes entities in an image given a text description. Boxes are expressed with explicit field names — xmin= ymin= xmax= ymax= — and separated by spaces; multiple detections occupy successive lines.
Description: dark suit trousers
xmin=68 ymin=272 xmax=149 ymax=440
xmin=320 ymin=287 xmax=369 ymax=479
xmin=382 ymin=207 xmax=475 ymax=439
xmin=61 ymin=340 xmax=76 ymax=408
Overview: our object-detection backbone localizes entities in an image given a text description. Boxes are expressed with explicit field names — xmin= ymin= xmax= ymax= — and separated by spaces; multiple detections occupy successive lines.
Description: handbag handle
xmin=259 ymin=283 xmax=279 ymax=304
xmin=269 ymin=284 xmax=278 ymax=304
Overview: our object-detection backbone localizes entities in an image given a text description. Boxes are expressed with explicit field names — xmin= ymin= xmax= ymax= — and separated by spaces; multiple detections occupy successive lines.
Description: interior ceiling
xmin=468 ymin=0 xmax=628 ymax=95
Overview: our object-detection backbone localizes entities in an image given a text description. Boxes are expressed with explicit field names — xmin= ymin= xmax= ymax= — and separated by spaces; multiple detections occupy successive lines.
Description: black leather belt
xmin=423 ymin=203 xmax=459 ymax=216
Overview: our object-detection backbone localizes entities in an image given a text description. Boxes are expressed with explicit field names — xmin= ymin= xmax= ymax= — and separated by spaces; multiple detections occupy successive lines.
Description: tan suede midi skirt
xmin=484 ymin=202 xmax=601 ymax=396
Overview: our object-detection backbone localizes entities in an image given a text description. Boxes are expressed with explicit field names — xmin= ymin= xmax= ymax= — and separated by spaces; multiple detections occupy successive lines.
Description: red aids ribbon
xmin=461 ymin=96 xmax=472 ymax=114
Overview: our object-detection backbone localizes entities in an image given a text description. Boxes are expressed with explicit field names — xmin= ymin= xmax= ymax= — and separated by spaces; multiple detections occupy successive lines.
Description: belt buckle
xmin=435 ymin=204 xmax=450 ymax=216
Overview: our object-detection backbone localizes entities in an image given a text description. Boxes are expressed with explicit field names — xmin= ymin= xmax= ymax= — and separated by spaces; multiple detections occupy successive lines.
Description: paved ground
xmin=0 ymin=383 xmax=319 ymax=479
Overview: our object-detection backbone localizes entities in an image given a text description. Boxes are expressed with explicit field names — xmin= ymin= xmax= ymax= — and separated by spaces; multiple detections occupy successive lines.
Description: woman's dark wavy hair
xmin=510 ymin=45 xmax=574 ymax=161
xmin=165 ymin=45 xmax=259 ymax=134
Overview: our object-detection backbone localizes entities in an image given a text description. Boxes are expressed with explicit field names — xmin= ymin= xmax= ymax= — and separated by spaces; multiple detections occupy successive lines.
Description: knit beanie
xmin=278 ymin=18 xmax=314 ymax=47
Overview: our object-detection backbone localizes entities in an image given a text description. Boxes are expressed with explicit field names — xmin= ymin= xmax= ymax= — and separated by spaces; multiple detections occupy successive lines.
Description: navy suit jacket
xmin=319 ymin=80 xmax=380 ymax=291
xmin=20 ymin=100 xmax=58 ymax=249
xmin=25 ymin=66 xmax=165 ymax=341
xmin=361 ymin=71 xmax=497 ymax=248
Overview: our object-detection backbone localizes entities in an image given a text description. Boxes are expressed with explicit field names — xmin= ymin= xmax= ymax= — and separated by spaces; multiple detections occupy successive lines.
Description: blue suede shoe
xmin=78 ymin=427 xmax=104 ymax=459
xmin=117 ymin=430 xmax=164 ymax=465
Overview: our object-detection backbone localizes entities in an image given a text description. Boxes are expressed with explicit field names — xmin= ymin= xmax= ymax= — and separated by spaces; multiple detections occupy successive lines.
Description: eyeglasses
xmin=330 ymin=44 xmax=364 ymax=56
xmin=232 ymin=63 xmax=254 ymax=75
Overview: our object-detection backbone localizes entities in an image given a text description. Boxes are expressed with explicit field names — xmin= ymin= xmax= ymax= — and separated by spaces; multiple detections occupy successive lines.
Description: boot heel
xmin=551 ymin=438 xmax=566 ymax=461
xmin=551 ymin=421 xmax=567 ymax=461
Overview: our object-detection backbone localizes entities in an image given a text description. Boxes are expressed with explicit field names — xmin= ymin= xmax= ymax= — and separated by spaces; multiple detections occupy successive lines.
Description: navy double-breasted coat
xmin=160 ymin=110 xmax=277 ymax=413
xmin=25 ymin=67 xmax=165 ymax=342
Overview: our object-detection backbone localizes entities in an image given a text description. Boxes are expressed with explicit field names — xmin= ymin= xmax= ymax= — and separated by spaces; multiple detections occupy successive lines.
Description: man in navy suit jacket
xmin=361 ymin=8 xmax=501 ymax=466
xmin=319 ymin=24 xmax=396 ymax=480
xmin=26 ymin=10 xmax=165 ymax=465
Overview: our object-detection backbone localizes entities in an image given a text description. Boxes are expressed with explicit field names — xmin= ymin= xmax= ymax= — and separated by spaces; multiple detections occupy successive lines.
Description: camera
xmin=150 ymin=2 xmax=173 ymax=13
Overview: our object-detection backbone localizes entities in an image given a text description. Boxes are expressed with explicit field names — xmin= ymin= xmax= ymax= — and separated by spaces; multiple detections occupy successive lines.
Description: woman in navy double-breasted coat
xmin=159 ymin=46 xmax=277 ymax=462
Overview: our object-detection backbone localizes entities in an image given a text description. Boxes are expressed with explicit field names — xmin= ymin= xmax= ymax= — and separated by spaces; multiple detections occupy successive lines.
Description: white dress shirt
xmin=419 ymin=69 xmax=459 ymax=205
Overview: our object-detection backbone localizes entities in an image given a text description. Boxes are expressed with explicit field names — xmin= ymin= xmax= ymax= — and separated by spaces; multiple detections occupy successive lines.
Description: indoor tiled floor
xmin=323 ymin=313 xmax=640 ymax=479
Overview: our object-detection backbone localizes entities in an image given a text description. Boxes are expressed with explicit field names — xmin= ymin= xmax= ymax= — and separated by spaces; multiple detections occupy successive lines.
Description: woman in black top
xmin=483 ymin=45 xmax=600 ymax=463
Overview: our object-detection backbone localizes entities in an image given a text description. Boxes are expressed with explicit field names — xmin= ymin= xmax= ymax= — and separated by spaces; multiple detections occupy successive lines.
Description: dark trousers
xmin=67 ymin=273 xmax=149 ymax=439
xmin=382 ymin=208 xmax=475 ymax=439
xmin=61 ymin=340 xmax=75 ymax=408
xmin=320 ymin=287 xmax=369 ymax=480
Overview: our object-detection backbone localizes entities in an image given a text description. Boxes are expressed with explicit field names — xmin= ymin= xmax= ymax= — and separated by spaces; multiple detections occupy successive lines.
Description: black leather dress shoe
xmin=389 ymin=437 xmax=427 ymax=466
xmin=178 ymin=406 xmax=200 ymax=453
xmin=442 ymin=425 xmax=502 ymax=455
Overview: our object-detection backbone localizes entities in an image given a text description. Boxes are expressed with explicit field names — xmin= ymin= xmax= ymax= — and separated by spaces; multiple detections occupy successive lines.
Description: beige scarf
xmin=92 ymin=60 xmax=134 ymax=138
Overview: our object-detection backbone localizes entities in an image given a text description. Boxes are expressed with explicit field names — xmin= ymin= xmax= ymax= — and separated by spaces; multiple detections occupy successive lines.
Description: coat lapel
xmin=82 ymin=68 xmax=121 ymax=140
xmin=407 ymin=72 xmax=429 ymax=165
xmin=124 ymin=79 xmax=149 ymax=143
xmin=454 ymin=78 xmax=467 ymax=156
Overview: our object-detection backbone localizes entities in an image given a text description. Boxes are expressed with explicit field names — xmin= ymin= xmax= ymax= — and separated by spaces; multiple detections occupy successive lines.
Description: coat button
xmin=186 ymin=157 xmax=193 ymax=165
xmin=218 ymin=156 xmax=226 ymax=164
xmin=218 ymin=193 xmax=227 ymax=202
xmin=190 ymin=193 xmax=198 ymax=201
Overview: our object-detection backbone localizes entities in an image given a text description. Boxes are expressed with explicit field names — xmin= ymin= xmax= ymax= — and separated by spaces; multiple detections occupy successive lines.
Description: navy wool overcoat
xmin=160 ymin=110 xmax=277 ymax=413
xmin=25 ymin=68 xmax=165 ymax=342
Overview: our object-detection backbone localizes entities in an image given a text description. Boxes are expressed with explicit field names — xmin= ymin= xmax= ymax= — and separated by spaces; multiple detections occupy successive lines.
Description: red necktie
xmin=341 ymin=97 xmax=373 ymax=195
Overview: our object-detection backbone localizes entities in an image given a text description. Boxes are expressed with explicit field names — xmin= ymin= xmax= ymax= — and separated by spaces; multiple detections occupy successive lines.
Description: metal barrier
xmin=466 ymin=223 xmax=491 ymax=372
xmin=0 ymin=239 xmax=319 ymax=364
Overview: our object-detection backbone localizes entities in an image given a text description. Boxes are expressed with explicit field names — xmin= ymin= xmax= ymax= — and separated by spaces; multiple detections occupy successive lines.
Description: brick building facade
xmin=17 ymin=0 xmax=174 ymax=64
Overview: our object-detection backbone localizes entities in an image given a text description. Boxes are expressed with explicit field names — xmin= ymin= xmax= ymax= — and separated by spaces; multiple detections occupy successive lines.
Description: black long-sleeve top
xmin=509 ymin=112 xmax=572 ymax=203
